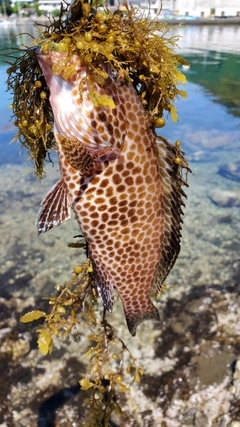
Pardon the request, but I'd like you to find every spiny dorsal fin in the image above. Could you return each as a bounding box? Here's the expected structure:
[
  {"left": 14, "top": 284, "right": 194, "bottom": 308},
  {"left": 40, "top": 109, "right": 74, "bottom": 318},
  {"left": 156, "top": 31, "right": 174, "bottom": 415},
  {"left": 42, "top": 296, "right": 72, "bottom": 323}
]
[
  {"left": 153, "top": 136, "right": 191, "bottom": 292},
  {"left": 36, "top": 178, "right": 71, "bottom": 234}
]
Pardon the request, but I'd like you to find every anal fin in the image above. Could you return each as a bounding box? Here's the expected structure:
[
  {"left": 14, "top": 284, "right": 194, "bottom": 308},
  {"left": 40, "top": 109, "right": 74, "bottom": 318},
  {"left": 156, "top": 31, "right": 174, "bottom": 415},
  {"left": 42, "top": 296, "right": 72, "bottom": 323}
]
[
  {"left": 89, "top": 253, "right": 114, "bottom": 312},
  {"left": 36, "top": 178, "right": 71, "bottom": 234}
]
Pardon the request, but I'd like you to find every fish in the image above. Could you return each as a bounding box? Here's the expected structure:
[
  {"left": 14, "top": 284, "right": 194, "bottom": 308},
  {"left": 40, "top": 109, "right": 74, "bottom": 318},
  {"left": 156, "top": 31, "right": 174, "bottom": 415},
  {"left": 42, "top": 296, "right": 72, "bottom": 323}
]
[{"left": 36, "top": 49, "right": 190, "bottom": 336}]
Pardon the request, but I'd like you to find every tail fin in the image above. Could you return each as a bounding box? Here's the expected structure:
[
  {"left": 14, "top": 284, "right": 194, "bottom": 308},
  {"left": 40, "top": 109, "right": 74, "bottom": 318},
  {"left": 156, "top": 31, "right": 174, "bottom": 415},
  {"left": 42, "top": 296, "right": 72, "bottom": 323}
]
[{"left": 124, "top": 302, "right": 160, "bottom": 337}]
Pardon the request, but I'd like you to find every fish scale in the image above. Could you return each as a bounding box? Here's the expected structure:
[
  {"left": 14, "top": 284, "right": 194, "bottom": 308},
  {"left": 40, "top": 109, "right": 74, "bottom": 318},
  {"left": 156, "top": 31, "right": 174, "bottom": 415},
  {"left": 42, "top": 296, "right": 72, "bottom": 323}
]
[{"left": 36, "top": 49, "right": 190, "bottom": 336}]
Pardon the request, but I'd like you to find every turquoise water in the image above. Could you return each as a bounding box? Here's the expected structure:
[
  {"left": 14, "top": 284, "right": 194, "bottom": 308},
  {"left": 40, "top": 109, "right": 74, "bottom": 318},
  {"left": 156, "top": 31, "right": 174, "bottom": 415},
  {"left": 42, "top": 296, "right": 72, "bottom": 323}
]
[
  {"left": 1, "top": 24, "right": 240, "bottom": 164},
  {"left": 1, "top": 22, "right": 240, "bottom": 331}
]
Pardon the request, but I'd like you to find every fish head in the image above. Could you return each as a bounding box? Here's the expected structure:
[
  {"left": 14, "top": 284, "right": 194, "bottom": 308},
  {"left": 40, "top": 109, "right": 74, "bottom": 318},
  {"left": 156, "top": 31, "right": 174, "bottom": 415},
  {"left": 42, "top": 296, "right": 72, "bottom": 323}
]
[
  {"left": 36, "top": 48, "right": 83, "bottom": 88},
  {"left": 36, "top": 48, "right": 128, "bottom": 157}
]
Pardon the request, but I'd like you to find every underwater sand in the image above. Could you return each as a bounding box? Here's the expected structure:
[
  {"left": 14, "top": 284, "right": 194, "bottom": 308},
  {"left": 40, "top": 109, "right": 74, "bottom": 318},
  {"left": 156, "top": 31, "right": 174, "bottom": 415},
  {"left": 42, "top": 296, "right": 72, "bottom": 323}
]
[{"left": 0, "top": 24, "right": 240, "bottom": 426}]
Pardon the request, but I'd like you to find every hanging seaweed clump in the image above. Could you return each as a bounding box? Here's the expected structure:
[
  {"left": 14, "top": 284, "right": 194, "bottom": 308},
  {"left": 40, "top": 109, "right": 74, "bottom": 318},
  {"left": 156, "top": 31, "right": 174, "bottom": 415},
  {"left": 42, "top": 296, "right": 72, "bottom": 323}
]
[
  {"left": 21, "top": 257, "right": 145, "bottom": 426},
  {"left": 6, "top": 0, "right": 188, "bottom": 179}
]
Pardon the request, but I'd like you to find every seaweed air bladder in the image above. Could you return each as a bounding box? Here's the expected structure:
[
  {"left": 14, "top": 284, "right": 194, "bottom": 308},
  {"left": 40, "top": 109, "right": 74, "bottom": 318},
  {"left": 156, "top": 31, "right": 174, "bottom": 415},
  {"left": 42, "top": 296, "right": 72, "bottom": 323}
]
[{"left": 7, "top": 0, "right": 190, "bottom": 336}]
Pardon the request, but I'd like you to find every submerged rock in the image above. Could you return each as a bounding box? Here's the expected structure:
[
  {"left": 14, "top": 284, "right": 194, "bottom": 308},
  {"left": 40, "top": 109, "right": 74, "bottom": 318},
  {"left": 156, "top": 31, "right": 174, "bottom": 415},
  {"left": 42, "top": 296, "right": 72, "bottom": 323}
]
[
  {"left": 188, "top": 150, "right": 216, "bottom": 163},
  {"left": 208, "top": 189, "right": 240, "bottom": 207},
  {"left": 218, "top": 160, "right": 240, "bottom": 182}
]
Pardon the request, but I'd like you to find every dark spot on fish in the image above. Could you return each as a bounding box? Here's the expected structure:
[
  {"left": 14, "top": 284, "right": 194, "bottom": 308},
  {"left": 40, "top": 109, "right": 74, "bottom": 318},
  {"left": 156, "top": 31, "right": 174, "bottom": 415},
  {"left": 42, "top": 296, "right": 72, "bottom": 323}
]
[
  {"left": 106, "top": 239, "right": 114, "bottom": 245},
  {"left": 98, "top": 204, "right": 108, "bottom": 212},
  {"left": 128, "top": 187, "right": 136, "bottom": 195},
  {"left": 119, "top": 200, "right": 128, "bottom": 207},
  {"left": 128, "top": 209, "right": 136, "bottom": 217},
  {"left": 93, "top": 136, "right": 101, "bottom": 145},
  {"left": 106, "top": 122, "right": 114, "bottom": 135},
  {"left": 128, "top": 112, "right": 136, "bottom": 122},
  {"left": 102, "top": 213, "right": 109, "bottom": 221},
  {"left": 116, "top": 163, "right": 124, "bottom": 172},
  {"left": 116, "top": 184, "right": 125, "bottom": 192},
  {"left": 100, "top": 179, "right": 109, "bottom": 188},
  {"left": 108, "top": 220, "right": 118, "bottom": 226},
  {"left": 132, "top": 123, "right": 139, "bottom": 132},
  {"left": 108, "top": 205, "right": 117, "bottom": 213},
  {"left": 112, "top": 174, "right": 122, "bottom": 185},
  {"left": 97, "top": 125, "right": 105, "bottom": 134},
  {"left": 115, "top": 129, "right": 121, "bottom": 139},
  {"left": 129, "top": 201, "right": 137, "bottom": 209},
  {"left": 90, "top": 211, "right": 99, "bottom": 218},
  {"left": 125, "top": 176, "right": 134, "bottom": 186},
  {"left": 122, "top": 227, "right": 130, "bottom": 235},
  {"left": 119, "top": 214, "right": 127, "bottom": 221},
  {"left": 135, "top": 175, "right": 143, "bottom": 183},
  {"left": 134, "top": 243, "right": 141, "bottom": 250},
  {"left": 105, "top": 187, "right": 113, "bottom": 197},
  {"left": 98, "top": 111, "right": 107, "bottom": 122},
  {"left": 126, "top": 161, "right": 134, "bottom": 169},
  {"left": 120, "top": 104, "right": 126, "bottom": 115},
  {"left": 104, "top": 166, "right": 113, "bottom": 176},
  {"left": 92, "top": 220, "right": 99, "bottom": 227},
  {"left": 111, "top": 212, "right": 119, "bottom": 219},
  {"left": 119, "top": 112, "right": 124, "bottom": 121},
  {"left": 87, "top": 186, "right": 97, "bottom": 194},
  {"left": 109, "top": 197, "right": 118, "bottom": 206}
]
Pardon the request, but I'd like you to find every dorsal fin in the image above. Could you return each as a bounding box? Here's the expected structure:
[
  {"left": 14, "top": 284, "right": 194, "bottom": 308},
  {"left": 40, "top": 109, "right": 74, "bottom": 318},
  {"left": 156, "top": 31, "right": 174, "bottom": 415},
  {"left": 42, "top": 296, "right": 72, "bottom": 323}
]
[
  {"left": 153, "top": 136, "right": 191, "bottom": 292},
  {"left": 36, "top": 178, "right": 71, "bottom": 234}
]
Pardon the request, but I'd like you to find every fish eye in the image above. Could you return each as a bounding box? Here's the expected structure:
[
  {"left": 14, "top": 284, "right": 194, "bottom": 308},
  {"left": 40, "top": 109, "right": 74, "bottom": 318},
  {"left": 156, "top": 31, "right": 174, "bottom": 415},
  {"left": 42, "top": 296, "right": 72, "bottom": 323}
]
[{"left": 111, "top": 70, "right": 119, "bottom": 79}]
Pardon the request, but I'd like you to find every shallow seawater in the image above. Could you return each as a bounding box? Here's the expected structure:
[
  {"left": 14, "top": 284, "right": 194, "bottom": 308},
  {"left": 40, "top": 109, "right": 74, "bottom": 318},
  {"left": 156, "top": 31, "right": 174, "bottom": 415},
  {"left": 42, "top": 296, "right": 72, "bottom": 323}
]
[{"left": 0, "top": 23, "right": 240, "bottom": 426}]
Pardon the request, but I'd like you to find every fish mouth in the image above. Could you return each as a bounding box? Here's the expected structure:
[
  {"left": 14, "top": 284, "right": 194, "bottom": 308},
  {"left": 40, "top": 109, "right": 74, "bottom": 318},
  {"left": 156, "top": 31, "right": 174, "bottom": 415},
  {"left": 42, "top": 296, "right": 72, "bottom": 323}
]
[
  {"left": 36, "top": 48, "right": 83, "bottom": 81},
  {"left": 36, "top": 48, "right": 66, "bottom": 73}
]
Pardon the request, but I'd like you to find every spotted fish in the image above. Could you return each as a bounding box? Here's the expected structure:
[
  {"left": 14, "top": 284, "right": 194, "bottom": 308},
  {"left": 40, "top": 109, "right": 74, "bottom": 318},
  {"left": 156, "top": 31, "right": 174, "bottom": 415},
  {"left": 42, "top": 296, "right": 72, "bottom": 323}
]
[{"left": 36, "top": 49, "right": 189, "bottom": 336}]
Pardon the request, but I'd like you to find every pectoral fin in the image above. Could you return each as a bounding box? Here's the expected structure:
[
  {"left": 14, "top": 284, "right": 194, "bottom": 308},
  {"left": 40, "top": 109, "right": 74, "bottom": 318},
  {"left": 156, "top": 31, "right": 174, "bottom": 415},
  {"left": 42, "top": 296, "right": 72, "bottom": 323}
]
[
  {"left": 36, "top": 178, "right": 71, "bottom": 234},
  {"left": 57, "top": 135, "right": 95, "bottom": 175},
  {"left": 57, "top": 134, "right": 121, "bottom": 175}
]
